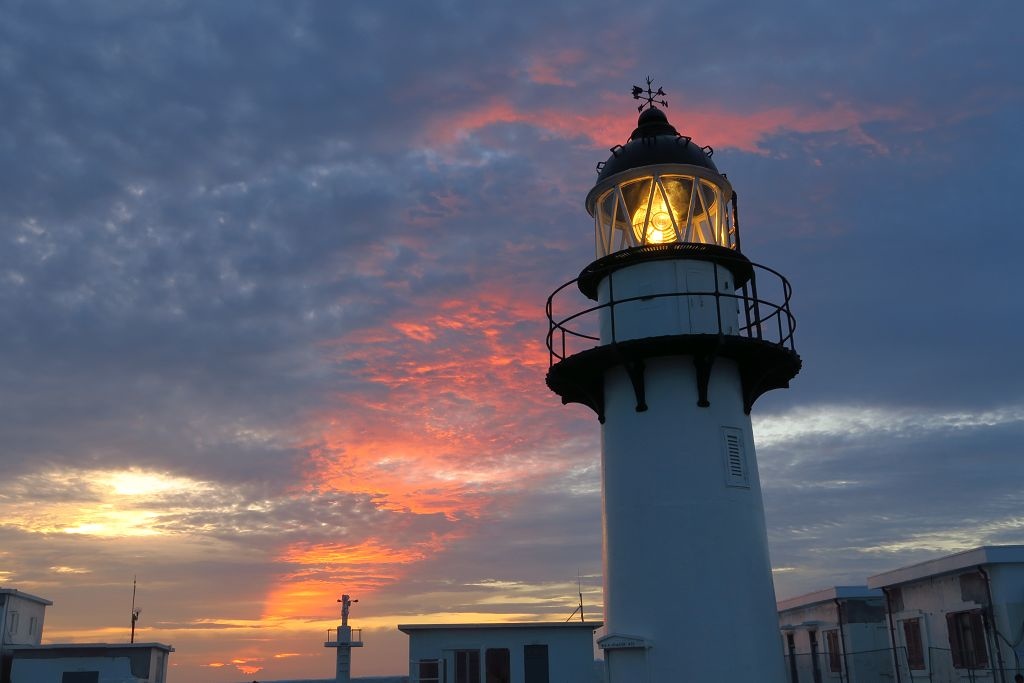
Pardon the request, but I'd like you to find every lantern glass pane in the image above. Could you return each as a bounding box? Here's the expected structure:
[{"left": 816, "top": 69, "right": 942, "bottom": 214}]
[
  {"left": 687, "top": 180, "right": 718, "bottom": 244},
  {"left": 619, "top": 177, "right": 654, "bottom": 243},
  {"left": 660, "top": 176, "right": 694, "bottom": 237},
  {"left": 593, "top": 171, "right": 732, "bottom": 255},
  {"left": 599, "top": 189, "right": 618, "bottom": 229}
]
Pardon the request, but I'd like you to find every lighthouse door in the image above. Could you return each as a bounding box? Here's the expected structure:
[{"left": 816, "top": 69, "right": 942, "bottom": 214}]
[
  {"left": 681, "top": 263, "right": 717, "bottom": 334},
  {"left": 676, "top": 261, "right": 738, "bottom": 335}
]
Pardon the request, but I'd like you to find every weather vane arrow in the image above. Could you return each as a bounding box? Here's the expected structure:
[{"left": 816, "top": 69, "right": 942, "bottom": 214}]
[{"left": 632, "top": 76, "right": 668, "bottom": 112}]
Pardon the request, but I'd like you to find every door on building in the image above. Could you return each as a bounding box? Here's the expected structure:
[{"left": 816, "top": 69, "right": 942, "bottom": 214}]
[
  {"left": 809, "top": 631, "right": 822, "bottom": 683},
  {"left": 524, "top": 644, "right": 549, "bottom": 683},
  {"left": 453, "top": 650, "right": 480, "bottom": 683},
  {"left": 786, "top": 633, "right": 799, "bottom": 683},
  {"left": 485, "top": 648, "right": 510, "bottom": 683}
]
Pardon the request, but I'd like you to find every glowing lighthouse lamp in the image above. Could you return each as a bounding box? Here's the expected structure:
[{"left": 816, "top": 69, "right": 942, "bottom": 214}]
[{"left": 546, "top": 80, "right": 801, "bottom": 682}]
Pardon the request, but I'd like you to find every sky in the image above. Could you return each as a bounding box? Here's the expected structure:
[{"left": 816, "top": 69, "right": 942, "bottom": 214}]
[{"left": 1, "top": 0, "right": 1022, "bottom": 680}]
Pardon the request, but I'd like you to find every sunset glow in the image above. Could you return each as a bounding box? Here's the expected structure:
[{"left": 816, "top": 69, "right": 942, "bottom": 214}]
[{"left": 3, "top": 3, "right": 1021, "bottom": 682}]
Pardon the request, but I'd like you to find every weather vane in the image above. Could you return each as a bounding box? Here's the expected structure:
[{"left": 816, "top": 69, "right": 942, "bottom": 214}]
[{"left": 632, "top": 76, "right": 668, "bottom": 112}]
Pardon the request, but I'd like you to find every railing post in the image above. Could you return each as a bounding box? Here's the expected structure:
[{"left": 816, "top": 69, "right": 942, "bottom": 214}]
[
  {"left": 713, "top": 261, "right": 723, "bottom": 335},
  {"left": 741, "top": 283, "right": 753, "bottom": 337},
  {"left": 609, "top": 271, "right": 617, "bottom": 343},
  {"left": 749, "top": 274, "right": 763, "bottom": 340}
]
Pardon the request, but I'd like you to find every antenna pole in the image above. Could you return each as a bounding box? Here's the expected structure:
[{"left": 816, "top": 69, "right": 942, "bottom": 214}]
[
  {"left": 565, "top": 571, "right": 586, "bottom": 623},
  {"left": 130, "top": 576, "right": 140, "bottom": 643},
  {"left": 578, "top": 571, "right": 585, "bottom": 623}
]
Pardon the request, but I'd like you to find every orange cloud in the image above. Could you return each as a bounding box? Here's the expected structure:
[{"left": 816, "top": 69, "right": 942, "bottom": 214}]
[
  {"left": 266, "top": 535, "right": 459, "bottom": 619},
  {"left": 525, "top": 49, "right": 587, "bottom": 86},
  {"left": 265, "top": 281, "right": 593, "bottom": 623},
  {"left": 282, "top": 538, "right": 431, "bottom": 566},
  {"left": 307, "top": 288, "right": 571, "bottom": 515},
  {"left": 423, "top": 96, "right": 904, "bottom": 156},
  {"left": 204, "top": 658, "right": 264, "bottom": 676}
]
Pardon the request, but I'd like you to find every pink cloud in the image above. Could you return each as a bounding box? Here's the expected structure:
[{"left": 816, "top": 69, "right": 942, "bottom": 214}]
[
  {"left": 422, "top": 96, "right": 905, "bottom": 155},
  {"left": 525, "top": 49, "right": 588, "bottom": 86},
  {"left": 307, "top": 288, "right": 572, "bottom": 519},
  {"left": 270, "top": 283, "right": 593, "bottom": 617}
]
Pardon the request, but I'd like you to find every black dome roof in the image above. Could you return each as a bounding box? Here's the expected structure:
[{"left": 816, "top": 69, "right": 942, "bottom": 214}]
[{"left": 596, "top": 107, "right": 718, "bottom": 182}]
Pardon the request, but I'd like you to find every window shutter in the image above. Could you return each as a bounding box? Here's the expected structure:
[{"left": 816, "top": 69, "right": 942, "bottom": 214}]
[
  {"left": 947, "top": 612, "right": 964, "bottom": 669},
  {"left": 902, "top": 618, "right": 925, "bottom": 670},
  {"left": 722, "top": 427, "right": 749, "bottom": 488},
  {"left": 969, "top": 611, "right": 989, "bottom": 668}
]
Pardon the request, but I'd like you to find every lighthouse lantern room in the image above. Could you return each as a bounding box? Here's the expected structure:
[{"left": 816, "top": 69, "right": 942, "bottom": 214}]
[{"left": 546, "top": 81, "right": 801, "bottom": 682}]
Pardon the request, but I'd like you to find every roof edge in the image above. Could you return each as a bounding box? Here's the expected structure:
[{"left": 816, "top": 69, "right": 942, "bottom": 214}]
[
  {"left": 399, "top": 621, "right": 602, "bottom": 633},
  {"left": 867, "top": 545, "right": 1024, "bottom": 589},
  {"left": 7, "top": 642, "right": 174, "bottom": 652},
  {"left": 0, "top": 589, "right": 53, "bottom": 606},
  {"left": 777, "top": 585, "right": 882, "bottom": 612}
]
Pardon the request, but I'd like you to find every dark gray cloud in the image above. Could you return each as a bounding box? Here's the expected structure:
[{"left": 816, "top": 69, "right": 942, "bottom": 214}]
[{"left": 1, "top": 0, "right": 1022, "bottom": 679}]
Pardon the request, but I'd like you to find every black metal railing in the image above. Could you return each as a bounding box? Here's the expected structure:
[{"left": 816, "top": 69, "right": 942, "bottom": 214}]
[
  {"left": 546, "top": 259, "right": 796, "bottom": 367},
  {"left": 325, "top": 627, "right": 362, "bottom": 644},
  {"left": 782, "top": 645, "right": 1022, "bottom": 683}
]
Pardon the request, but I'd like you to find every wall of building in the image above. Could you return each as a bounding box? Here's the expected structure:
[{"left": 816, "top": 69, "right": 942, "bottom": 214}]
[
  {"left": 404, "top": 626, "right": 598, "bottom": 683},
  {"left": 886, "top": 565, "right": 1024, "bottom": 682},
  {"left": 988, "top": 564, "right": 1024, "bottom": 677},
  {"left": 779, "top": 599, "right": 889, "bottom": 683},
  {"left": 1, "top": 594, "right": 48, "bottom": 647},
  {"left": 11, "top": 656, "right": 138, "bottom": 683},
  {"left": 9, "top": 645, "right": 168, "bottom": 683}
]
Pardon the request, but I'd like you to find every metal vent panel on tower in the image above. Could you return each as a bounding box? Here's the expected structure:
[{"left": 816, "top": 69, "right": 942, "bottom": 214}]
[{"left": 722, "top": 427, "right": 749, "bottom": 488}]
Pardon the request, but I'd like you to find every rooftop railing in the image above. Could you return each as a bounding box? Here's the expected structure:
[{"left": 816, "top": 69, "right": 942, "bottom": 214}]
[{"left": 546, "top": 258, "right": 796, "bottom": 367}]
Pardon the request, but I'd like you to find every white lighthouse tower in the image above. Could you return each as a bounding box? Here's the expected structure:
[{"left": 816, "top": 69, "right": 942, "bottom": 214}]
[
  {"left": 324, "top": 594, "right": 362, "bottom": 683},
  {"left": 546, "top": 81, "right": 801, "bottom": 682}
]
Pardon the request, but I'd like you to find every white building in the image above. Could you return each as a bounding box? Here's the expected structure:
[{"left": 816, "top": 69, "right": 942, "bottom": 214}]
[
  {"left": 398, "top": 622, "right": 601, "bottom": 683},
  {"left": 1, "top": 589, "right": 51, "bottom": 650},
  {"left": 867, "top": 545, "right": 1024, "bottom": 682},
  {"left": 7, "top": 642, "right": 173, "bottom": 683},
  {"left": 777, "top": 586, "right": 892, "bottom": 683},
  {"left": 1, "top": 588, "right": 52, "bottom": 681},
  {"left": 1, "top": 588, "right": 172, "bottom": 683}
]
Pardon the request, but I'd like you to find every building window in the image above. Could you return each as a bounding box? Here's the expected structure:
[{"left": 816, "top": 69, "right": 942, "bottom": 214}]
[
  {"left": 809, "top": 630, "right": 823, "bottom": 683},
  {"left": 947, "top": 609, "right": 989, "bottom": 669},
  {"left": 825, "top": 629, "right": 842, "bottom": 673},
  {"left": 418, "top": 659, "right": 441, "bottom": 683},
  {"left": 786, "top": 632, "right": 799, "bottom": 683},
  {"left": 524, "top": 644, "right": 549, "bottom": 683},
  {"left": 6, "top": 610, "right": 18, "bottom": 635},
  {"left": 902, "top": 618, "right": 926, "bottom": 670},
  {"left": 61, "top": 674, "right": 99, "bottom": 683},
  {"left": 454, "top": 650, "right": 480, "bottom": 683},
  {"left": 485, "top": 648, "right": 510, "bottom": 683}
]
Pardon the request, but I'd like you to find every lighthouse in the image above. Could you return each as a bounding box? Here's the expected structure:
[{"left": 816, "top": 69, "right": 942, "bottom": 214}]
[{"left": 545, "top": 81, "right": 801, "bottom": 681}]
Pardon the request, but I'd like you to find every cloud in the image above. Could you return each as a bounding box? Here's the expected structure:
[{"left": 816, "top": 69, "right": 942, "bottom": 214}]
[
  {"left": 1, "top": 1, "right": 1021, "bottom": 680},
  {"left": 755, "top": 404, "right": 1024, "bottom": 449}
]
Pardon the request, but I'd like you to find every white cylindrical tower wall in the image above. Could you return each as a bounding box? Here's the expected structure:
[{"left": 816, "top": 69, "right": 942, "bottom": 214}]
[
  {"left": 597, "top": 259, "right": 739, "bottom": 342},
  {"left": 597, "top": 259, "right": 785, "bottom": 683}
]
